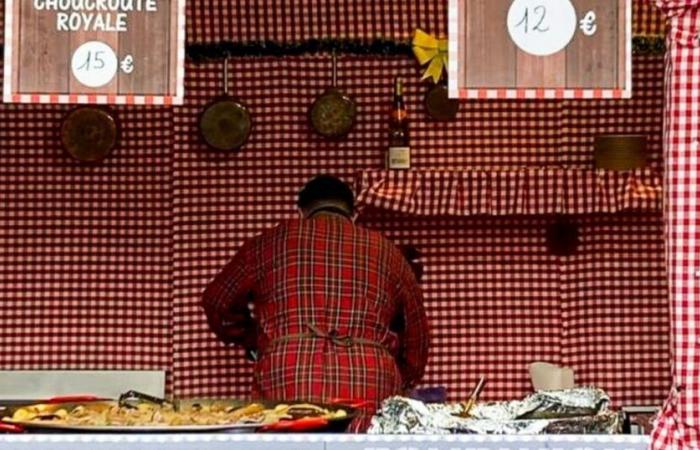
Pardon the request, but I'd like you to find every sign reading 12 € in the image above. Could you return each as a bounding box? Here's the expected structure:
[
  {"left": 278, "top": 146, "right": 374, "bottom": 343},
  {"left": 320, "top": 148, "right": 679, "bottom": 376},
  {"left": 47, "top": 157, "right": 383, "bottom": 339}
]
[
  {"left": 3, "top": 0, "right": 185, "bottom": 104},
  {"left": 507, "top": 0, "right": 597, "bottom": 56},
  {"left": 449, "top": 0, "right": 630, "bottom": 98}
]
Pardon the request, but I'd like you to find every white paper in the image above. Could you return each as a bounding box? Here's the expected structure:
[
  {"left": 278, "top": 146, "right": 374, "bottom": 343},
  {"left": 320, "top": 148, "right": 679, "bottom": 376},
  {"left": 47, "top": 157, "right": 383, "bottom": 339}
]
[{"left": 529, "top": 362, "right": 575, "bottom": 391}]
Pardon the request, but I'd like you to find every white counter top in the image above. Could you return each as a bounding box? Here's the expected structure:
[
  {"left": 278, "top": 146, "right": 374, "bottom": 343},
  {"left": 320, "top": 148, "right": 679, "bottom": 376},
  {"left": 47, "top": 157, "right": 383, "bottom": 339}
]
[{"left": 0, "top": 433, "right": 651, "bottom": 450}]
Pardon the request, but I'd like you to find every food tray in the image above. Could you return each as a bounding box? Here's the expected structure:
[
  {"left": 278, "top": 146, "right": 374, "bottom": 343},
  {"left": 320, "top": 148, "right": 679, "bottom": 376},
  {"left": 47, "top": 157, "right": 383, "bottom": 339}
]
[{"left": 1, "top": 397, "right": 358, "bottom": 433}]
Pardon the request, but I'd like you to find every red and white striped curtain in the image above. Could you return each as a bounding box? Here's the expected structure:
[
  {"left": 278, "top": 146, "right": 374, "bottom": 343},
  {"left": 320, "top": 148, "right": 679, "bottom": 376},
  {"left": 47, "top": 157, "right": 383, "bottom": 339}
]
[{"left": 652, "top": 0, "right": 700, "bottom": 448}]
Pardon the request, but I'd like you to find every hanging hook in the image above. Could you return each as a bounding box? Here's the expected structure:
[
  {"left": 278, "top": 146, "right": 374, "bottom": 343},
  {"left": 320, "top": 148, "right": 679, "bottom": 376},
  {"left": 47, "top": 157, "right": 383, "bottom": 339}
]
[
  {"left": 331, "top": 49, "right": 337, "bottom": 88},
  {"left": 223, "top": 56, "right": 229, "bottom": 96}
]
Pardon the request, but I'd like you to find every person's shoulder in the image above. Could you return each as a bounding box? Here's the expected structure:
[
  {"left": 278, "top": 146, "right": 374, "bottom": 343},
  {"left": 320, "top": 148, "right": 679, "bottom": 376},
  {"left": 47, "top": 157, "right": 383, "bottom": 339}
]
[
  {"left": 254, "top": 218, "right": 311, "bottom": 242},
  {"left": 241, "top": 219, "right": 295, "bottom": 242},
  {"left": 351, "top": 222, "right": 378, "bottom": 238},
  {"left": 354, "top": 224, "right": 400, "bottom": 253},
  {"left": 280, "top": 217, "right": 308, "bottom": 231}
]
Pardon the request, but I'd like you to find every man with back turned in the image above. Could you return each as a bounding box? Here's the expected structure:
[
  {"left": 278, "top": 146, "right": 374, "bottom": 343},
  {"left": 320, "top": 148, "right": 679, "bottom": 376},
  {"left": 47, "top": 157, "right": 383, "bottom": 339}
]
[{"left": 202, "top": 175, "right": 429, "bottom": 426}]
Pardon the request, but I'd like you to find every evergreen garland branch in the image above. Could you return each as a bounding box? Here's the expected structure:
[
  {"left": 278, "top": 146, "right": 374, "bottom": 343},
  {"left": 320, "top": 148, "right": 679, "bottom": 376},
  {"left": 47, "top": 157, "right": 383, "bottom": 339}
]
[
  {"left": 185, "top": 35, "right": 665, "bottom": 61},
  {"left": 186, "top": 38, "right": 413, "bottom": 62},
  {"left": 0, "top": 35, "right": 666, "bottom": 63}
]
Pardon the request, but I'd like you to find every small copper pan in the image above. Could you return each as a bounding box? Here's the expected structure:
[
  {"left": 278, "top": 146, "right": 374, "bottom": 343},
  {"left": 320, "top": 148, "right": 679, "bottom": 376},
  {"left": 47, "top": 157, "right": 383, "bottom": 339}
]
[
  {"left": 199, "top": 57, "right": 252, "bottom": 151},
  {"left": 60, "top": 107, "right": 118, "bottom": 163},
  {"left": 425, "top": 82, "right": 459, "bottom": 121},
  {"left": 309, "top": 51, "right": 357, "bottom": 139}
]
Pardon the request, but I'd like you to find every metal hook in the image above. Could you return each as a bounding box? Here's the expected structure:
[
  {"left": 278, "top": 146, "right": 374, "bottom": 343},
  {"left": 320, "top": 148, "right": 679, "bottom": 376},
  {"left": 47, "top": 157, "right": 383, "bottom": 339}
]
[
  {"left": 223, "top": 56, "right": 229, "bottom": 96},
  {"left": 331, "top": 49, "right": 337, "bottom": 88}
]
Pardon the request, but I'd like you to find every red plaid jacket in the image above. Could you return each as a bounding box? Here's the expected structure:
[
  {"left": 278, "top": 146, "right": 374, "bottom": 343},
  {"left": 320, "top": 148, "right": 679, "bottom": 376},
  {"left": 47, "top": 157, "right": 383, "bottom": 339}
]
[{"left": 202, "top": 214, "right": 429, "bottom": 407}]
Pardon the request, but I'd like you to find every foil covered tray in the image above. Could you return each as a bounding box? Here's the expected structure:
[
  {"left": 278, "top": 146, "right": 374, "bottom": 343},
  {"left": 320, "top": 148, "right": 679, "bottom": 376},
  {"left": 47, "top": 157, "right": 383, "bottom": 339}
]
[{"left": 368, "top": 387, "right": 622, "bottom": 435}]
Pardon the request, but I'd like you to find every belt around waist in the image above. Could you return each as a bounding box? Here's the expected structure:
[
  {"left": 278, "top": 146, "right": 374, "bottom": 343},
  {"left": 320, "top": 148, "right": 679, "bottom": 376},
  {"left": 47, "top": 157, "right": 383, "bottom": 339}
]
[{"left": 267, "top": 323, "right": 389, "bottom": 352}]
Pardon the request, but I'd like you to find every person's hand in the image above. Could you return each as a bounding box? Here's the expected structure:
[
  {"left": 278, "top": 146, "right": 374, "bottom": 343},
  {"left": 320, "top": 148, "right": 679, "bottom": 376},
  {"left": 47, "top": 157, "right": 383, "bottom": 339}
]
[
  {"left": 220, "top": 318, "right": 248, "bottom": 342},
  {"left": 219, "top": 308, "right": 254, "bottom": 345},
  {"left": 399, "top": 245, "right": 424, "bottom": 282}
]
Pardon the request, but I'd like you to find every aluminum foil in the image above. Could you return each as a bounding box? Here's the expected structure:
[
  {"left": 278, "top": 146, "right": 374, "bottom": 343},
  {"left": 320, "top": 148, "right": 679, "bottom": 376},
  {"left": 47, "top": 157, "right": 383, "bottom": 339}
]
[
  {"left": 368, "top": 387, "right": 621, "bottom": 435},
  {"left": 368, "top": 396, "right": 460, "bottom": 435}
]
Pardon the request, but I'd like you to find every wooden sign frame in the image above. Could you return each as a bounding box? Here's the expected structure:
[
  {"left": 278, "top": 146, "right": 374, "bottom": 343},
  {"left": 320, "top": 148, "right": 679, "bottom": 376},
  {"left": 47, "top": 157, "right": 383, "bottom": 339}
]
[
  {"left": 3, "top": 0, "right": 186, "bottom": 105},
  {"left": 448, "top": 0, "right": 632, "bottom": 100}
]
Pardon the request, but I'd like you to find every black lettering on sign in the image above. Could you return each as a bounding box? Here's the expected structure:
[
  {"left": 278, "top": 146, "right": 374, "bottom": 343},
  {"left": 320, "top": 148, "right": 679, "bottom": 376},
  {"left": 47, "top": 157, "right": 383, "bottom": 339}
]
[{"left": 516, "top": 5, "right": 549, "bottom": 33}]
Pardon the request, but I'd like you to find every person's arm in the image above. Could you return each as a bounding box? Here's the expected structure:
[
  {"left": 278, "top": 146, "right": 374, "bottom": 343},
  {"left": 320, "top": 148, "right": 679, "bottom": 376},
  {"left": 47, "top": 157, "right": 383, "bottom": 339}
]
[
  {"left": 394, "top": 254, "right": 430, "bottom": 389},
  {"left": 201, "top": 239, "right": 258, "bottom": 347}
]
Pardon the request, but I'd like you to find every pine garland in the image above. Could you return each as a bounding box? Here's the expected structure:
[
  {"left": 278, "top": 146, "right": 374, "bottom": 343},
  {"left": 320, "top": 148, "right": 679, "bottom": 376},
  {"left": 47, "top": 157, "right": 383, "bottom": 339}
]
[
  {"left": 186, "top": 36, "right": 666, "bottom": 61},
  {"left": 632, "top": 35, "right": 667, "bottom": 55},
  {"left": 0, "top": 35, "right": 666, "bottom": 61},
  {"left": 186, "top": 38, "right": 413, "bottom": 62}
]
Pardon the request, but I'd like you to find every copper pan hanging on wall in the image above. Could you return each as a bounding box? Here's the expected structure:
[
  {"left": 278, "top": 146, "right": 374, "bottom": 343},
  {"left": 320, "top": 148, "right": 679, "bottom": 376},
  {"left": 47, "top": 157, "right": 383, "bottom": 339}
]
[
  {"left": 199, "top": 57, "right": 252, "bottom": 151},
  {"left": 425, "top": 82, "right": 459, "bottom": 121},
  {"left": 60, "top": 107, "right": 118, "bottom": 163},
  {"left": 309, "top": 50, "right": 357, "bottom": 139}
]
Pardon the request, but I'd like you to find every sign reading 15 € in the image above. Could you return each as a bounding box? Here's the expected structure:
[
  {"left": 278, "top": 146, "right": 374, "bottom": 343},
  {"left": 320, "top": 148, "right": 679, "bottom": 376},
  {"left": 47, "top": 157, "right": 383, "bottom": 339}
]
[
  {"left": 71, "top": 41, "right": 134, "bottom": 88},
  {"left": 507, "top": 0, "right": 598, "bottom": 56},
  {"left": 3, "top": 0, "right": 185, "bottom": 104}
]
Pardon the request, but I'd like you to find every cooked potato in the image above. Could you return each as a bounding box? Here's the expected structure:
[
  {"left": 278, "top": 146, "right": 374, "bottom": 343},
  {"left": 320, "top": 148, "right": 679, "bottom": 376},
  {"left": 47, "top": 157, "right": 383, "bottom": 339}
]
[{"left": 7, "top": 400, "right": 341, "bottom": 428}]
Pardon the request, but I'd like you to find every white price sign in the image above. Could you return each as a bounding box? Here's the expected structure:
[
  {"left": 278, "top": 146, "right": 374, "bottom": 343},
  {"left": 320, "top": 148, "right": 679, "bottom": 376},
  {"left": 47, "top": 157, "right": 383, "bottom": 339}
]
[
  {"left": 506, "top": 0, "right": 578, "bottom": 56},
  {"left": 70, "top": 41, "right": 119, "bottom": 88},
  {"left": 449, "top": 0, "right": 631, "bottom": 98},
  {"left": 3, "top": 0, "right": 185, "bottom": 104},
  {"left": 70, "top": 41, "right": 136, "bottom": 88}
]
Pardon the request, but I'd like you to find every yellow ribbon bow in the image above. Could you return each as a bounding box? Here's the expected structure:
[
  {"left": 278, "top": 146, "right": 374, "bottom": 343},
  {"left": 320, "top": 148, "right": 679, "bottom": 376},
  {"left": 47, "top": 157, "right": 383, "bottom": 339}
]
[{"left": 412, "top": 29, "right": 448, "bottom": 84}]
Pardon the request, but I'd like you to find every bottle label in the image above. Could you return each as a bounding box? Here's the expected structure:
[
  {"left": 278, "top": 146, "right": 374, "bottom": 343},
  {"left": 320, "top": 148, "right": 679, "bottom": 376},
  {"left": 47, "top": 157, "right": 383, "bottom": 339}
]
[{"left": 388, "top": 146, "right": 411, "bottom": 169}]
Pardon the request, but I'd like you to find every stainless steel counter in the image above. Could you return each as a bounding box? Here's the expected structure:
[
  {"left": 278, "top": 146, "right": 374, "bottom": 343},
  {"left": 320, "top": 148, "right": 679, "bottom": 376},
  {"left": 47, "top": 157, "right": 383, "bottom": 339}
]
[{"left": 0, "top": 433, "right": 650, "bottom": 450}]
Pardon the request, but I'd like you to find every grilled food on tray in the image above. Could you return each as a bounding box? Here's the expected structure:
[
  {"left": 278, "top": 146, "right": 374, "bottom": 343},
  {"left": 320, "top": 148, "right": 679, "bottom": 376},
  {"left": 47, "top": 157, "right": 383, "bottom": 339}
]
[{"left": 6, "top": 401, "right": 347, "bottom": 427}]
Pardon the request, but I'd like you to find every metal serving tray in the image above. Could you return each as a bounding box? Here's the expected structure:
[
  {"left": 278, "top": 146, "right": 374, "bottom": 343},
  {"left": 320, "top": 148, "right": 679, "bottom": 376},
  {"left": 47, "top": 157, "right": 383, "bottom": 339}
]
[{"left": 1, "top": 397, "right": 358, "bottom": 433}]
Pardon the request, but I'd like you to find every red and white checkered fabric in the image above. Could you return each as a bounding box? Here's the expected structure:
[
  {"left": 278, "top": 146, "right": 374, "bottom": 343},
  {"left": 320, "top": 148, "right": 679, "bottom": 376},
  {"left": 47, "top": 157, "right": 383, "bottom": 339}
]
[
  {"left": 357, "top": 211, "right": 671, "bottom": 406},
  {"left": 356, "top": 169, "right": 661, "bottom": 217},
  {"left": 561, "top": 56, "right": 666, "bottom": 169},
  {"left": 562, "top": 214, "right": 671, "bottom": 406},
  {"left": 172, "top": 55, "right": 670, "bottom": 406},
  {"left": 184, "top": 0, "right": 665, "bottom": 43},
  {"left": 637, "top": 0, "right": 671, "bottom": 35},
  {"left": 0, "top": 64, "right": 173, "bottom": 376},
  {"left": 0, "top": 0, "right": 676, "bottom": 411},
  {"left": 652, "top": 1, "right": 700, "bottom": 448},
  {"left": 185, "top": 0, "right": 447, "bottom": 43},
  {"left": 359, "top": 212, "right": 563, "bottom": 402}
]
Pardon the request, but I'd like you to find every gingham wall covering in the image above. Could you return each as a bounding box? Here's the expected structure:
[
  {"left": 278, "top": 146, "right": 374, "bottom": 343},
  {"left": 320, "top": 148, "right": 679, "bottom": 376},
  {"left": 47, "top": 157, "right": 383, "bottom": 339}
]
[
  {"left": 358, "top": 211, "right": 670, "bottom": 406},
  {"left": 171, "top": 53, "right": 671, "bottom": 404},
  {"left": 0, "top": 0, "right": 673, "bottom": 408},
  {"left": 359, "top": 211, "right": 563, "bottom": 402},
  {"left": 0, "top": 64, "right": 173, "bottom": 372},
  {"left": 185, "top": 0, "right": 666, "bottom": 42},
  {"left": 651, "top": 1, "right": 700, "bottom": 448},
  {"left": 561, "top": 56, "right": 665, "bottom": 168},
  {"left": 355, "top": 169, "right": 662, "bottom": 216},
  {"left": 637, "top": 0, "right": 671, "bottom": 35},
  {"left": 561, "top": 214, "right": 670, "bottom": 406}
]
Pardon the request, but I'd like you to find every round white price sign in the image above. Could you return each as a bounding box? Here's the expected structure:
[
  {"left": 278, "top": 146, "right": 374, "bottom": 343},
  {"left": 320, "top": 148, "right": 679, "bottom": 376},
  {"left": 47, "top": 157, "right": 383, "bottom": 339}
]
[
  {"left": 507, "top": 0, "right": 578, "bottom": 56},
  {"left": 71, "top": 41, "right": 118, "bottom": 88}
]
